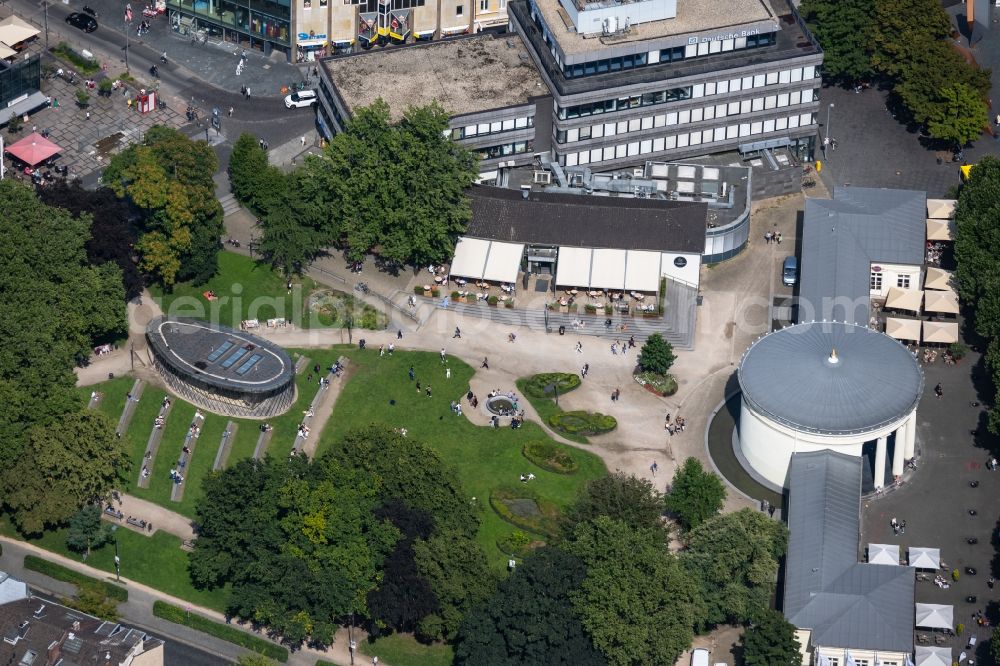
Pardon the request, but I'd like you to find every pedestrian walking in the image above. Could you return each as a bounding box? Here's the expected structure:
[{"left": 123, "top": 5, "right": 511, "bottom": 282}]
[
  {"left": 241, "top": 84, "right": 246, "bottom": 96},
  {"left": 446, "top": 367, "right": 451, "bottom": 379},
  {"left": 650, "top": 461, "right": 658, "bottom": 476},
  {"left": 575, "top": 341, "right": 582, "bottom": 353},
  {"left": 453, "top": 327, "right": 462, "bottom": 338},
  {"left": 246, "top": 87, "right": 251, "bottom": 99},
  {"left": 440, "top": 348, "right": 446, "bottom": 363},
  {"left": 776, "top": 232, "right": 782, "bottom": 244},
  {"left": 228, "top": 106, "right": 234, "bottom": 117},
  {"left": 300, "top": 135, "right": 306, "bottom": 146},
  {"left": 934, "top": 383, "right": 943, "bottom": 398},
  {"left": 397, "top": 329, "right": 403, "bottom": 340},
  {"left": 481, "top": 357, "right": 489, "bottom": 369}
]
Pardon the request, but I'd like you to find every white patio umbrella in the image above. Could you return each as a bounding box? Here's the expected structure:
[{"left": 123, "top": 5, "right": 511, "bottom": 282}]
[
  {"left": 868, "top": 543, "right": 900, "bottom": 565},
  {"left": 927, "top": 199, "right": 956, "bottom": 220},
  {"left": 885, "top": 317, "right": 921, "bottom": 342},
  {"left": 915, "top": 646, "right": 952, "bottom": 666},
  {"left": 922, "top": 321, "right": 959, "bottom": 345},
  {"left": 924, "top": 267, "right": 954, "bottom": 291},
  {"left": 909, "top": 547, "right": 940, "bottom": 569},
  {"left": 915, "top": 603, "right": 953, "bottom": 630},
  {"left": 885, "top": 286, "right": 924, "bottom": 313},
  {"left": 924, "top": 289, "right": 959, "bottom": 315},
  {"left": 925, "top": 218, "right": 955, "bottom": 241}
]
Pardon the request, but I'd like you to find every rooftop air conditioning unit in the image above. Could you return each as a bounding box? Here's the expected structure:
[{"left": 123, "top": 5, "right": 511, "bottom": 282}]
[
  {"left": 571, "top": 174, "right": 585, "bottom": 187},
  {"left": 632, "top": 168, "right": 643, "bottom": 177},
  {"left": 533, "top": 171, "right": 552, "bottom": 185}
]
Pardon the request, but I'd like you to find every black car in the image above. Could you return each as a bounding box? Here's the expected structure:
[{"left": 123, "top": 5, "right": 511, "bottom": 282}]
[{"left": 65, "top": 12, "right": 98, "bottom": 32}]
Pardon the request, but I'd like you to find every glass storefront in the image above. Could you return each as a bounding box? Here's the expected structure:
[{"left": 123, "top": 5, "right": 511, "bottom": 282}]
[
  {"left": 168, "top": 0, "right": 290, "bottom": 55},
  {"left": 0, "top": 56, "right": 40, "bottom": 108}
]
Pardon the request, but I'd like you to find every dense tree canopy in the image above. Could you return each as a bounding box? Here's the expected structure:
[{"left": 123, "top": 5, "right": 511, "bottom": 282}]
[
  {"left": 801, "top": 0, "right": 990, "bottom": 144},
  {"left": 567, "top": 471, "right": 666, "bottom": 531},
  {"left": 681, "top": 509, "right": 788, "bottom": 629},
  {"left": 664, "top": 457, "right": 726, "bottom": 531},
  {"left": 66, "top": 505, "right": 115, "bottom": 557},
  {"left": 104, "top": 126, "right": 223, "bottom": 286},
  {"left": 567, "top": 517, "right": 701, "bottom": 666},
  {"left": 954, "top": 156, "right": 1000, "bottom": 432},
  {"left": 637, "top": 333, "right": 676, "bottom": 376},
  {"left": 741, "top": 609, "right": 801, "bottom": 666},
  {"left": 454, "top": 547, "right": 605, "bottom": 666},
  {"left": 192, "top": 425, "right": 489, "bottom": 646},
  {"left": 0, "top": 180, "right": 127, "bottom": 532}
]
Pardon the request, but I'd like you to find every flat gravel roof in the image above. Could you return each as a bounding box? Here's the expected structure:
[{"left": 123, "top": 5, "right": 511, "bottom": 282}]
[
  {"left": 146, "top": 317, "right": 294, "bottom": 395},
  {"left": 738, "top": 321, "right": 923, "bottom": 434}
]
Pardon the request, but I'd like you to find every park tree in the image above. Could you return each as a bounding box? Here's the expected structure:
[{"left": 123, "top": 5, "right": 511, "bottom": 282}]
[
  {"left": 567, "top": 471, "right": 665, "bottom": 532},
  {"left": 5, "top": 411, "right": 129, "bottom": 534},
  {"left": 681, "top": 509, "right": 788, "bottom": 629},
  {"left": 38, "top": 181, "right": 144, "bottom": 299},
  {"left": 566, "top": 517, "right": 700, "bottom": 666},
  {"left": 637, "top": 333, "right": 676, "bottom": 375},
  {"left": 299, "top": 99, "right": 477, "bottom": 266},
  {"left": 66, "top": 505, "right": 115, "bottom": 557},
  {"left": 65, "top": 582, "right": 120, "bottom": 621},
  {"left": 741, "top": 609, "right": 801, "bottom": 666},
  {"left": 412, "top": 527, "right": 498, "bottom": 642},
  {"left": 664, "top": 457, "right": 726, "bottom": 531},
  {"left": 799, "top": 0, "right": 874, "bottom": 83},
  {"left": 454, "top": 547, "right": 606, "bottom": 666},
  {"left": 869, "top": 0, "right": 952, "bottom": 79},
  {"left": 104, "top": 126, "right": 223, "bottom": 287},
  {"left": 228, "top": 133, "right": 290, "bottom": 218},
  {"left": 923, "top": 83, "right": 989, "bottom": 146},
  {"left": 990, "top": 624, "right": 1000, "bottom": 664}
]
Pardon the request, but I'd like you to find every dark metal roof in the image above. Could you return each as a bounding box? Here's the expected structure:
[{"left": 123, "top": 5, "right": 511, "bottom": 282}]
[
  {"left": 466, "top": 185, "right": 706, "bottom": 253},
  {"left": 784, "top": 451, "right": 914, "bottom": 653},
  {"left": 798, "top": 187, "right": 927, "bottom": 325},
  {"left": 146, "top": 317, "right": 295, "bottom": 395},
  {"left": 738, "top": 321, "right": 923, "bottom": 434}
]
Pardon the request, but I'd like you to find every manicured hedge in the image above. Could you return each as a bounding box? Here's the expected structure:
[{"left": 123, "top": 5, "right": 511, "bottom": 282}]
[
  {"left": 23, "top": 555, "right": 128, "bottom": 601},
  {"left": 548, "top": 410, "right": 617, "bottom": 436},
  {"left": 522, "top": 373, "right": 581, "bottom": 400},
  {"left": 489, "top": 486, "right": 561, "bottom": 538},
  {"left": 152, "top": 601, "right": 289, "bottom": 662},
  {"left": 522, "top": 441, "right": 579, "bottom": 474}
]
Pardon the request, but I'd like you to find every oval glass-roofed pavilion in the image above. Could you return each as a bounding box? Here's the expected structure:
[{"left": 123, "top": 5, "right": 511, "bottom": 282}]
[{"left": 736, "top": 321, "right": 923, "bottom": 492}]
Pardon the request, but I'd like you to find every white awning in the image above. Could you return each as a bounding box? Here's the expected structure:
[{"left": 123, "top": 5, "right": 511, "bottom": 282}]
[
  {"left": 926, "top": 218, "right": 955, "bottom": 241},
  {"left": 555, "top": 247, "right": 593, "bottom": 288},
  {"left": 482, "top": 241, "right": 524, "bottom": 283},
  {"left": 0, "top": 15, "right": 38, "bottom": 46},
  {"left": 915, "top": 646, "right": 952, "bottom": 666},
  {"left": 589, "top": 248, "right": 627, "bottom": 291},
  {"left": 924, "top": 289, "right": 959, "bottom": 314},
  {"left": 0, "top": 43, "right": 15, "bottom": 59},
  {"left": 884, "top": 286, "right": 924, "bottom": 313},
  {"left": 885, "top": 317, "right": 921, "bottom": 342},
  {"left": 927, "top": 199, "right": 956, "bottom": 220},
  {"left": 908, "top": 546, "right": 940, "bottom": 570},
  {"left": 867, "top": 543, "right": 900, "bottom": 565},
  {"left": 915, "top": 603, "right": 953, "bottom": 630},
  {"left": 924, "top": 267, "right": 953, "bottom": 291},
  {"left": 450, "top": 236, "right": 489, "bottom": 280},
  {"left": 922, "top": 320, "right": 959, "bottom": 344},
  {"left": 624, "top": 250, "right": 662, "bottom": 292}
]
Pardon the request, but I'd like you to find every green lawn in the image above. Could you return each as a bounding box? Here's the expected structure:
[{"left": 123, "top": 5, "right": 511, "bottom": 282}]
[
  {"left": 318, "top": 349, "right": 607, "bottom": 567},
  {"left": 0, "top": 516, "right": 229, "bottom": 612},
  {"left": 79, "top": 375, "right": 135, "bottom": 420},
  {"left": 360, "top": 633, "right": 454, "bottom": 666},
  {"left": 515, "top": 378, "right": 589, "bottom": 445}
]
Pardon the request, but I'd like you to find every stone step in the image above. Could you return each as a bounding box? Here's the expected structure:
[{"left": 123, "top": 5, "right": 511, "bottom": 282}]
[{"left": 218, "top": 193, "right": 242, "bottom": 217}]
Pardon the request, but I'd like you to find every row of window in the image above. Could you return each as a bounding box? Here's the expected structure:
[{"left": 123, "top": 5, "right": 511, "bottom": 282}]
[
  {"left": 556, "top": 65, "right": 817, "bottom": 120},
  {"left": 822, "top": 659, "right": 899, "bottom": 666},
  {"left": 450, "top": 115, "right": 533, "bottom": 140},
  {"left": 561, "top": 33, "right": 776, "bottom": 79},
  {"left": 557, "top": 89, "right": 817, "bottom": 144},
  {"left": 870, "top": 271, "right": 913, "bottom": 290},
  {"left": 558, "top": 113, "right": 816, "bottom": 167},
  {"left": 479, "top": 139, "right": 535, "bottom": 160}
]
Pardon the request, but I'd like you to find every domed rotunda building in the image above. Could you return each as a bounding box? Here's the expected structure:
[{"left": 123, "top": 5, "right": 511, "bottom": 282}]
[{"left": 736, "top": 321, "right": 923, "bottom": 492}]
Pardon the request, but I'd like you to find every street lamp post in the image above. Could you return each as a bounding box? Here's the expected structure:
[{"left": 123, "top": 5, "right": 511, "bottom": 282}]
[
  {"left": 348, "top": 612, "right": 355, "bottom": 666},
  {"left": 43, "top": 0, "right": 48, "bottom": 50},
  {"left": 824, "top": 102, "right": 834, "bottom": 158},
  {"left": 112, "top": 526, "right": 121, "bottom": 582}
]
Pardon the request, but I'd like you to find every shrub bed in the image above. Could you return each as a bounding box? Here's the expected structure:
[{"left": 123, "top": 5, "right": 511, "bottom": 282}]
[
  {"left": 496, "top": 530, "right": 544, "bottom": 556},
  {"left": 52, "top": 42, "right": 100, "bottom": 75},
  {"left": 153, "top": 601, "right": 289, "bottom": 662},
  {"left": 548, "top": 410, "right": 617, "bottom": 436},
  {"left": 634, "top": 371, "right": 678, "bottom": 396},
  {"left": 23, "top": 555, "right": 127, "bottom": 601},
  {"left": 489, "top": 486, "right": 561, "bottom": 538},
  {"left": 522, "top": 372, "right": 581, "bottom": 399},
  {"left": 522, "top": 440, "right": 579, "bottom": 474}
]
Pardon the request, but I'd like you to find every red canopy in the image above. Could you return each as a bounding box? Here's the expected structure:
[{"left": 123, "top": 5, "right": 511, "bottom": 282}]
[{"left": 5, "top": 132, "right": 61, "bottom": 166}]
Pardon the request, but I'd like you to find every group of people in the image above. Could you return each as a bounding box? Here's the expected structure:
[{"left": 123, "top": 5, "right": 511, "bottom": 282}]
[
  {"left": 764, "top": 230, "right": 783, "bottom": 244},
  {"left": 169, "top": 468, "right": 184, "bottom": 485},
  {"left": 519, "top": 473, "right": 536, "bottom": 482},
  {"left": 890, "top": 516, "right": 907, "bottom": 535},
  {"left": 297, "top": 423, "right": 311, "bottom": 439},
  {"left": 379, "top": 343, "right": 396, "bottom": 356},
  {"left": 926, "top": 241, "right": 945, "bottom": 266},
  {"left": 665, "top": 414, "right": 686, "bottom": 436},
  {"left": 610, "top": 337, "right": 636, "bottom": 356}
]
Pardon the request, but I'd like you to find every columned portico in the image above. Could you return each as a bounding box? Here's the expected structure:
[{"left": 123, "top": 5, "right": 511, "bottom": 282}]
[
  {"left": 874, "top": 436, "right": 888, "bottom": 489},
  {"left": 892, "top": 421, "right": 906, "bottom": 478},
  {"left": 903, "top": 411, "right": 917, "bottom": 460}
]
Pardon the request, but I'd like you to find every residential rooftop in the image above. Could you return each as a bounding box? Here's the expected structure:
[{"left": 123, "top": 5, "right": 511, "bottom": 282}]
[
  {"left": 532, "top": 0, "right": 776, "bottom": 57},
  {"left": 320, "top": 34, "right": 546, "bottom": 121}
]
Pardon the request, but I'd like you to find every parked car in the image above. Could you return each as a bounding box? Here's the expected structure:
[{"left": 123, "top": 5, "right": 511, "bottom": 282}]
[
  {"left": 782, "top": 255, "right": 798, "bottom": 286},
  {"left": 65, "top": 12, "right": 98, "bottom": 32},
  {"left": 284, "top": 89, "right": 317, "bottom": 109},
  {"left": 690, "top": 648, "right": 710, "bottom": 666}
]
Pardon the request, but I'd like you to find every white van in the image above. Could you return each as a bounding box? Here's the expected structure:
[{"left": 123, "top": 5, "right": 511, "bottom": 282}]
[{"left": 690, "top": 648, "right": 710, "bottom": 666}]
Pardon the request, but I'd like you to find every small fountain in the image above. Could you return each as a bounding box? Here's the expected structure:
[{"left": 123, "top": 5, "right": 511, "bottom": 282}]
[{"left": 486, "top": 395, "right": 515, "bottom": 416}]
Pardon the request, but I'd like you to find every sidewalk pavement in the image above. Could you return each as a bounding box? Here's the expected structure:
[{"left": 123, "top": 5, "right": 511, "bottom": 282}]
[
  {"left": 103, "top": 494, "right": 197, "bottom": 541},
  {"left": 0, "top": 537, "right": 380, "bottom": 666}
]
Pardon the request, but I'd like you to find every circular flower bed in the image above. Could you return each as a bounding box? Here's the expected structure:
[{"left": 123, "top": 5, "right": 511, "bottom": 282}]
[
  {"left": 548, "top": 410, "right": 617, "bottom": 437},
  {"left": 522, "top": 441, "right": 579, "bottom": 474},
  {"left": 634, "top": 371, "right": 677, "bottom": 397},
  {"left": 522, "top": 372, "right": 581, "bottom": 399}
]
